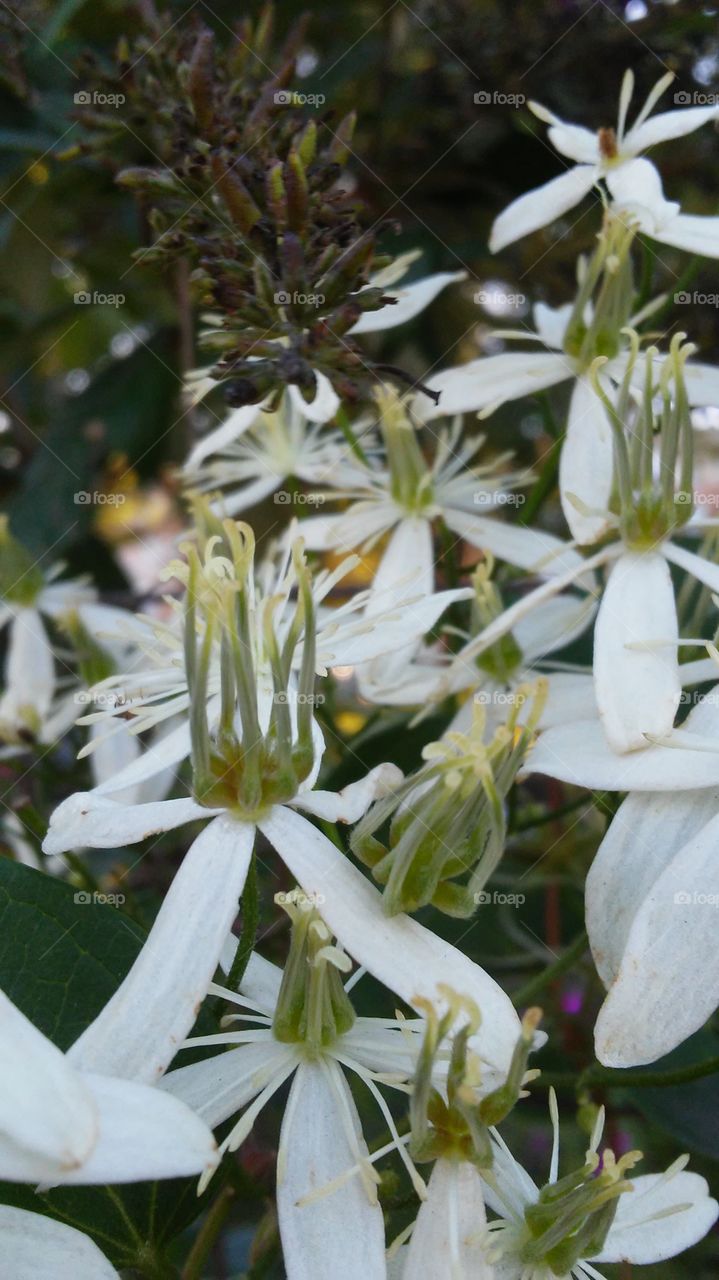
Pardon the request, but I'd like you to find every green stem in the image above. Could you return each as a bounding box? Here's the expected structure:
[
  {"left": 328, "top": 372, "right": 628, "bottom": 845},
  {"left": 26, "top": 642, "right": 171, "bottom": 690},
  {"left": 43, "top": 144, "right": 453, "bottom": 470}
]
[
  {"left": 181, "top": 1186, "right": 235, "bottom": 1280},
  {"left": 226, "top": 852, "right": 260, "bottom": 993},
  {"left": 511, "top": 930, "right": 588, "bottom": 1007},
  {"left": 580, "top": 1054, "right": 719, "bottom": 1091},
  {"left": 521, "top": 434, "right": 562, "bottom": 527},
  {"left": 335, "top": 405, "right": 370, "bottom": 466}
]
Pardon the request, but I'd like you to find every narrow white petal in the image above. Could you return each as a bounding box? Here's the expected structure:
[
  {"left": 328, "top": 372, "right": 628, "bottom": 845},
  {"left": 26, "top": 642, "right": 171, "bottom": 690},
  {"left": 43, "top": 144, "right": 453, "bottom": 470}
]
[
  {"left": 683, "top": 360, "right": 719, "bottom": 406},
  {"left": 547, "top": 122, "right": 600, "bottom": 164},
  {"left": 0, "top": 1206, "right": 119, "bottom": 1279},
  {"left": 0, "top": 608, "right": 54, "bottom": 725},
  {"left": 606, "top": 158, "right": 678, "bottom": 225},
  {"left": 533, "top": 300, "right": 573, "bottom": 350},
  {"left": 404, "top": 1159, "right": 492, "bottom": 1279},
  {"left": 92, "top": 716, "right": 194, "bottom": 796},
  {"left": 368, "top": 517, "right": 434, "bottom": 609},
  {"left": 653, "top": 211, "right": 719, "bottom": 258},
  {"left": 587, "top": 787, "right": 719, "bottom": 986},
  {"left": 58, "top": 1072, "right": 218, "bottom": 1183},
  {"left": 0, "top": 990, "right": 96, "bottom": 1184},
  {"left": 294, "top": 763, "right": 403, "bottom": 824},
  {"left": 593, "top": 551, "right": 680, "bottom": 753},
  {"left": 515, "top": 592, "right": 595, "bottom": 662},
  {"left": 276, "top": 1061, "right": 386, "bottom": 1280},
  {"left": 594, "top": 1171, "right": 718, "bottom": 1263},
  {"left": 350, "top": 271, "right": 465, "bottom": 334},
  {"left": 444, "top": 508, "right": 588, "bottom": 579},
  {"left": 595, "top": 809, "right": 719, "bottom": 1065},
  {"left": 560, "top": 376, "right": 614, "bottom": 544},
  {"left": 528, "top": 718, "right": 719, "bottom": 790},
  {"left": 258, "top": 808, "right": 521, "bottom": 1086},
  {"left": 67, "top": 815, "right": 255, "bottom": 1081},
  {"left": 288, "top": 371, "right": 339, "bottom": 424},
  {"left": 185, "top": 405, "right": 261, "bottom": 469},
  {"left": 538, "top": 671, "right": 597, "bottom": 729},
  {"left": 663, "top": 538, "right": 719, "bottom": 594},
  {"left": 42, "top": 792, "right": 211, "bottom": 856},
  {"left": 625, "top": 103, "right": 719, "bottom": 154},
  {"left": 489, "top": 165, "right": 598, "bottom": 253},
  {"left": 412, "top": 353, "right": 570, "bottom": 423},
  {"left": 161, "top": 1040, "right": 296, "bottom": 1129}
]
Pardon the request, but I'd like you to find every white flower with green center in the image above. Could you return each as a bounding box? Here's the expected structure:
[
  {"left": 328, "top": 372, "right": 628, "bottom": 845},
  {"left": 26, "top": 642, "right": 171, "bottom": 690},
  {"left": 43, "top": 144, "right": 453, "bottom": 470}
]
[
  {"left": 454, "top": 337, "right": 719, "bottom": 756},
  {"left": 490, "top": 69, "right": 719, "bottom": 257},
  {"left": 181, "top": 388, "right": 355, "bottom": 501},
  {"left": 301, "top": 386, "right": 588, "bottom": 609},
  {"left": 0, "top": 518, "right": 134, "bottom": 748},
  {"left": 414, "top": 214, "right": 719, "bottom": 546},
  {"left": 43, "top": 514, "right": 521, "bottom": 1089},
  {"left": 162, "top": 895, "right": 431, "bottom": 1280},
  {"left": 72, "top": 508, "right": 470, "bottom": 799},
  {"left": 481, "top": 1091, "right": 718, "bottom": 1279}
]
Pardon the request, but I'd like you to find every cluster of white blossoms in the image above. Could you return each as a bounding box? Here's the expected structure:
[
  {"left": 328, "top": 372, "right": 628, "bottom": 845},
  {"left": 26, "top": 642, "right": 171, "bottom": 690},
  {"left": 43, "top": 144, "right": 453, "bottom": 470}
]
[{"left": 4, "top": 72, "right": 719, "bottom": 1279}]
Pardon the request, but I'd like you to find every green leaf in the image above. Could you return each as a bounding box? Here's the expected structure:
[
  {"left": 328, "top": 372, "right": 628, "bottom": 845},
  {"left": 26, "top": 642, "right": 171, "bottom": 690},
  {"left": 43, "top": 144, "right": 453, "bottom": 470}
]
[
  {"left": 0, "top": 860, "right": 217, "bottom": 1271},
  {"left": 622, "top": 1029, "right": 719, "bottom": 1160}
]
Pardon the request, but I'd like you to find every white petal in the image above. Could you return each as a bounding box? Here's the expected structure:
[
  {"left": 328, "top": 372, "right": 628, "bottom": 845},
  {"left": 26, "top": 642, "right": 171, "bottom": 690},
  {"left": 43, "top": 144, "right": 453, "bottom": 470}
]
[
  {"left": 288, "top": 371, "right": 340, "bottom": 424},
  {"left": 683, "top": 360, "right": 719, "bottom": 406},
  {"left": 586, "top": 787, "right": 719, "bottom": 986},
  {"left": 559, "top": 376, "right": 614, "bottom": 544},
  {"left": 412, "top": 352, "right": 570, "bottom": 422},
  {"left": 625, "top": 103, "right": 719, "bottom": 154},
  {"left": 67, "top": 815, "right": 255, "bottom": 1081},
  {"left": 653, "top": 211, "right": 719, "bottom": 258},
  {"left": 276, "top": 1061, "right": 386, "bottom": 1280},
  {"left": 594, "top": 1171, "right": 718, "bottom": 1263},
  {"left": 528, "top": 718, "right": 719, "bottom": 790},
  {"left": 532, "top": 300, "right": 573, "bottom": 350},
  {"left": 594, "top": 809, "right": 719, "bottom": 1065},
  {"left": 663, "top": 538, "right": 719, "bottom": 594},
  {"left": 538, "top": 671, "right": 598, "bottom": 728},
  {"left": 593, "top": 551, "right": 680, "bottom": 753},
  {"left": 547, "top": 122, "right": 600, "bottom": 164},
  {"left": 606, "top": 157, "right": 679, "bottom": 225},
  {"left": 0, "top": 608, "right": 54, "bottom": 725},
  {"left": 404, "top": 1159, "right": 492, "bottom": 1279},
  {"left": 490, "top": 165, "right": 598, "bottom": 253},
  {"left": 350, "top": 271, "right": 465, "bottom": 334},
  {"left": 161, "top": 1040, "right": 296, "bottom": 1129},
  {"left": 368, "top": 517, "right": 434, "bottom": 610},
  {"left": 258, "top": 807, "right": 521, "bottom": 1087},
  {"left": 0, "top": 1206, "right": 119, "bottom": 1280},
  {"left": 514, "top": 592, "right": 595, "bottom": 662},
  {"left": 92, "top": 715, "right": 194, "bottom": 796},
  {"left": 444, "top": 508, "right": 589, "bottom": 579},
  {"left": 185, "top": 405, "right": 261, "bottom": 469},
  {"left": 57, "top": 1072, "right": 218, "bottom": 1183},
  {"left": 294, "top": 763, "right": 403, "bottom": 824},
  {"left": 42, "top": 792, "right": 210, "bottom": 856},
  {"left": 0, "top": 990, "right": 96, "bottom": 1183}
]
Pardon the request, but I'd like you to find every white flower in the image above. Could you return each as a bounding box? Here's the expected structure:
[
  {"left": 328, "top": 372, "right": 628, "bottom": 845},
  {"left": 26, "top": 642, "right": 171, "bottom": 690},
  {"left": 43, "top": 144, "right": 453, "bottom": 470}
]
[
  {"left": 413, "top": 298, "right": 719, "bottom": 546},
  {"left": 0, "top": 1206, "right": 119, "bottom": 1279},
  {"left": 585, "top": 707, "right": 719, "bottom": 1063},
  {"left": 301, "top": 387, "right": 587, "bottom": 610},
  {"left": 182, "top": 389, "right": 354, "bottom": 503},
  {"left": 483, "top": 1092, "right": 718, "bottom": 1279},
  {"left": 44, "top": 519, "right": 521, "bottom": 1088},
  {"left": 490, "top": 69, "right": 719, "bottom": 255},
  {"left": 161, "top": 912, "right": 439, "bottom": 1280},
  {"left": 391, "top": 1159, "right": 494, "bottom": 1280},
  {"left": 0, "top": 986, "right": 217, "bottom": 1185}
]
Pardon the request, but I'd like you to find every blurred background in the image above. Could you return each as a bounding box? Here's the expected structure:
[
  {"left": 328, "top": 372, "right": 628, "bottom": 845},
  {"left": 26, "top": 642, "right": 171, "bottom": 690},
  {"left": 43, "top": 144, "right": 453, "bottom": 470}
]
[{"left": 1, "top": 1, "right": 719, "bottom": 1275}]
